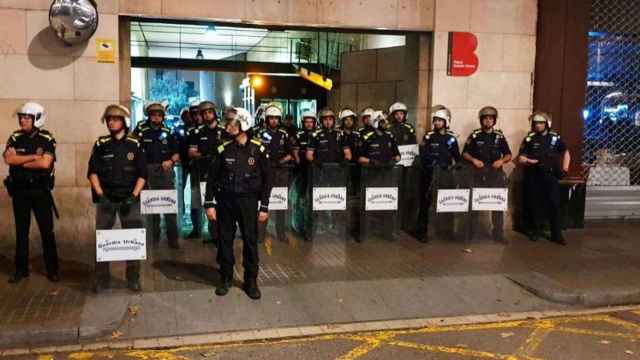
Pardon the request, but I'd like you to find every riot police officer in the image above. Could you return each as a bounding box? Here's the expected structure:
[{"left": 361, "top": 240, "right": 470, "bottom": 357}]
[
  {"left": 338, "top": 108, "right": 361, "bottom": 161},
  {"left": 3, "top": 102, "right": 59, "bottom": 283},
  {"left": 188, "top": 101, "right": 224, "bottom": 243},
  {"left": 307, "top": 108, "right": 352, "bottom": 164},
  {"left": 134, "top": 102, "right": 180, "bottom": 249},
  {"left": 358, "top": 111, "right": 401, "bottom": 166},
  {"left": 204, "top": 114, "right": 272, "bottom": 300},
  {"left": 255, "top": 105, "right": 294, "bottom": 242},
  {"left": 462, "top": 106, "right": 512, "bottom": 242},
  {"left": 88, "top": 105, "right": 147, "bottom": 292},
  {"left": 358, "top": 107, "right": 376, "bottom": 137},
  {"left": 293, "top": 111, "right": 317, "bottom": 165},
  {"left": 388, "top": 102, "right": 417, "bottom": 146},
  {"left": 189, "top": 101, "right": 203, "bottom": 127},
  {"left": 175, "top": 108, "right": 192, "bottom": 216},
  {"left": 415, "top": 105, "right": 461, "bottom": 243},
  {"left": 518, "top": 111, "right": 570, "bottom": 245}
]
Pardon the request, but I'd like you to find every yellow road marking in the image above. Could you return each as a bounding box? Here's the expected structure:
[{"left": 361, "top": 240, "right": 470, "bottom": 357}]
[{"left": 64, "top": 311, "right": 640, "bottom": 360}]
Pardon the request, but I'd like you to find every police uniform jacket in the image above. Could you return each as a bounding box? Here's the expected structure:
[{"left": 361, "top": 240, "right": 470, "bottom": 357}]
[
  {"left": 134, "top": 122, "right": 178, "bottom": 164},
  {"left": 518, "top": 130, "right": 567, "bottom": 178},
  {"left": 389, "top": 122, "right": 417, "bottom": 146},
  {"left": 308, "top": 128, "right": 350, "bottom": 163},
  {"left": 87, "top": 134, "right": 148, "bottom": 201},
  {"left": 189, "top": 123, "right": 225, "bottom": 175},
  {"left": 463, "top": 128, "right": 511, "bottom": 166},
  {"left": 256, "top": 127, "right": 294, "bottom": 165},
  {"left": 4, "top": 129, "right": 56, "bottom": 188},
  {"left": 204, "top": 139, "right": 273, "bottom": 212},
  {"left": 419, "top": 130, "right": 461, "bottom": 169},
  {"left": 360, "top": 129, "right": 401, "bottom": 164}
]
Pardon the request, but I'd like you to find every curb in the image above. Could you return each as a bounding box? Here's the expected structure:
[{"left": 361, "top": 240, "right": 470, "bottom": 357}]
[
  {"left": 506, "top": 272, "right": 640, "bottom": 307},
  {"left": 3, "top": 304, "right": 640, "bottom": 356}
]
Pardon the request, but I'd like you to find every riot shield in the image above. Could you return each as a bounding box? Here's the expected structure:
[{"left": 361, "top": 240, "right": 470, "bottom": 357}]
[
  {"left": 258, "top": 166, "right": 293, "bottom": 243},
  {"left": 467, "top": 166, "right": 509, "bottom": 242},
  {"left": 426, "top": 166, "right": 473, "bottom": 242},
  {"left": 357, "top": 165, "right": 402, "bottom": 242},
  {"left": 400, "top": 165, "right": 422, "bottom": 234},
  {"left": 306, "top": 163, "right": 350, "bottom": 242}
]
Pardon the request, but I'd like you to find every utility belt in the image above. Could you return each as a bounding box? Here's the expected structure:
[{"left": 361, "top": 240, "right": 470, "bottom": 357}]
[{"left": 5, "top": 175, "right": 59, "bottom": 218}]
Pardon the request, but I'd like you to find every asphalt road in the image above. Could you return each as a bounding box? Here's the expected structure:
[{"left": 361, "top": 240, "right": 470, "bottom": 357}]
[{"left": 11, "top": 307, "right": 640, "bottom": 360}]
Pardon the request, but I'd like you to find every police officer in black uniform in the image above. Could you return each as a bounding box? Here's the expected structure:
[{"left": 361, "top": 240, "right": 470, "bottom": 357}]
[
  {"left": 3, "top": 102, "right": 59, "bottom": 283},
  {"left": 415, "top": 105, "right": 461, "bottom": 243},
  {"left": 88, "top": 104, "right": 147, "bottom": 292},
  {"left": 462, "top": 106, "right": 512, "bottom": 242},
  {"left": 255, "top": 105, "right": 294, "bottom": 243},
  {"left": 174, "top": 108, "right": 192, "bottom": 216},
  {"left": 338, "top": 108, "right": 361, "bottom": 161},
  {"left": 388, "top": 102, "right": 417, "bottom": 146},
  {"left": 307, "top": 108, "right": 352, "bottom": 164},
  {"left": 134, "top": 102, "right": 180, "bottom": 249},
  {"left": 358, "top": 107, "right": 375, "bottom": 137},
  {"left": 518, "top": 111, "right": 570, "bottom": 245},
  {"left": 357, "top": 111, "right": 401, "bottom": 167},
  {"left": 188, "top": 101, "right": 224, "bottom": 243},
  {"left": 290, "top": 111, "right": 317, "bottom": 236},
  {"left": 185, "top": 102, "right": 203, "bottom": 237},
  {"left": 204, "top": 114, "right": 272, "bottom": 300}
]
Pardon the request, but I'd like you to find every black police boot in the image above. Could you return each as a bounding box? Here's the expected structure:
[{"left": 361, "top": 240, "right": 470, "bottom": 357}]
[
  {"left": 8, "top": 272, "right": 29, "bottom": 284},
  {"left": 187, "top": 229, "right": 201, "bottom": 239},
  {"left": 215, "top": 277, "right": 232, "bottom": 296},
  {"left": 551, "top": 233, "right": 567, "bottom": 246},
  {"left": 528, "top": 232, "right": 539, "bottom": 242},
  {"left": 416, "top": 232, "right": 429, "bottom": 244},
  {"left": 93, "top": 279, "right": 110, "bottom": 293},
  {"left": 243, "top": 278, "right": 261, "bottom": 300},
  {"left": 127, "top": 279, "right": 141, "bottom": 292}
]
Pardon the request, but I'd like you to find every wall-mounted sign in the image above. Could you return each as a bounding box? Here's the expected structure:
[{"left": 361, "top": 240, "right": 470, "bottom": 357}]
[
  {"left": 96, "top": 39, "right": 116, "bottom": 63},
  {"left": 96, "top": 228, "right": 146, "bottom": 262},
  {"left": 447, "top": 32, "right": 478, "bottom": 77},
  {"left": 140, "top": 190, "right": 178, "bottom": 214},
  {"left": 365, "top": 187, "right": 399, "bottom": 211},
  {"left": 472, "top": 188, "right": 508, "bottom": 212},
  {"left": 269, "top": 187, "right": 288, "bottom": 210},
  {"left": 297, "top": 66, "right": 333, "bottom": 91},
  {"left": 436, "top": 189, "right": 470, "bottom": 213},
  {"left": 312, "top": 187, "right": 347, "bottom": 211}
]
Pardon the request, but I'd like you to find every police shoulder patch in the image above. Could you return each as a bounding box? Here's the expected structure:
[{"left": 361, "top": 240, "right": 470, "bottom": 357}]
[
  {"left": 162, "top": 127, "right": 171, "bottom": 133},
  {"left": 446, "top": 130, "right": 458, "bottom": 137},
  {"left": 250, "top": 138, "right": 263, "bottom": 147},
  {"left": 403, "top": 123, "right": 415, "bottom": 132},
  {"left": 126, "top": 135, "right": 140, "bottom": 144},
  {"left": 363, "top": 131, "right": 373, "bottom": 140},
  {"left": 278, "top": 128, "right": 288, "bottom": 135}
]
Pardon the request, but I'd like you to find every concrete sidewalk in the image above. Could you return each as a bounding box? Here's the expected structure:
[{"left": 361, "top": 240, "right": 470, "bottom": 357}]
[{"left": 2, "top": 222, "right": 640, "bottom": 350}]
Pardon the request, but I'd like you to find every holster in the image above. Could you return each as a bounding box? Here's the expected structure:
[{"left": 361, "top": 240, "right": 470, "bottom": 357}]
[{"left": 3, "top": 176, "right": 15, "bottom": 197}]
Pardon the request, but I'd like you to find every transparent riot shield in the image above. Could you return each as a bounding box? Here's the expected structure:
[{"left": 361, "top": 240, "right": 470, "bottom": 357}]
[
  {"left": 357, "top": 165, "right": 402, "bottom": 241},
  {"left": 306, "top": 163, "right": 350, "bottom": 242},
  {"left": 400, "top": 165, "right": 422, "bottom": 234},
  {"left": 259, "top": 166, "right": 293, "bottom": 243},
  {"left": 425, "top": 166, "right": 473, "bottom": 242},
  {"left": 467, "top": 166, "right": 509, "bottom": 242}
]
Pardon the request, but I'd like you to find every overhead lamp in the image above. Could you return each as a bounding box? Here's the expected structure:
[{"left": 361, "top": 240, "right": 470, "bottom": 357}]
[{"left": 196, "top": 49, "right": 204, "bottom": 59}]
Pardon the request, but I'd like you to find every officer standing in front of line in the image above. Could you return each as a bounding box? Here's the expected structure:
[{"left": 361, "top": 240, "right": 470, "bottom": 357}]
[
  {"left": 518, "top": 111, "right": 570, "bottom": 245},
  {"left": 462, "top": 106, "right": 512, "bottom": 242},
  {"left": 134, "top": 102, "right": 180, "bottom": 249},
  {"left": 88, "top": 105, "right": 147, "bottom": 292},
  {"left": 204, "top": 113, "right": 272, "bottom": 300},
  {"left": 3, "top": 102, "right": 60, "bottom": 284},
  {"left": 415, "top": 105, "right": 461, "bottom": 243}
]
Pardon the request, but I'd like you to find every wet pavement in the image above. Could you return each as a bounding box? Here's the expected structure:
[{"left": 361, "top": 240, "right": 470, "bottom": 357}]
[
  {"left": 9, "top": 308, "right": 640, "bottom": 359},
  {"left": 2, "top": 221, "right": 640, "bottom": 350}
]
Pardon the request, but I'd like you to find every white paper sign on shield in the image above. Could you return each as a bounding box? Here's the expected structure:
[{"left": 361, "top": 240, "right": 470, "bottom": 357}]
[
  {"left": 96, "top": 228, "right": 147, "bottom": 262},
  {"left": 397, "top": 144, "right": 419, "bottom": 167},
  {"left": 140, "top": 190, "right": 178, "bottom": 214},
  {"left": 472, "top": 187, "right": 508, "bottom": 211},
  {"left": 312, "top": 187, "right": 347, "bottom": 211},
  {"left": 436, "top": 189, "right": 470, "bottom": 213},
  {"left": 269, "top": 187, "right": 288, "bottom": 210},
  {"left": 365, "top": 187, "right": 399, "bottom": 211}
]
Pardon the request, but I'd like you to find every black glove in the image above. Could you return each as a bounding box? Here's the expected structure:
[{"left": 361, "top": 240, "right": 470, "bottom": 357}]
[{"left": 121, "top": 194, "right": 137, "bottom": 213}]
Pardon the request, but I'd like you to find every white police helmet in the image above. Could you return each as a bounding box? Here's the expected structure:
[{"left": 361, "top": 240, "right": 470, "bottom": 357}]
[{"left": 17, "top": 102, "right": 47, "bottom": 129}]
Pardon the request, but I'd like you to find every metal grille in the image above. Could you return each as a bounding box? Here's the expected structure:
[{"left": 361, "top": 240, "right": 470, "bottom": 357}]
[{"left": 584, "top": 0, "right": 640, "bottom": 186}]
